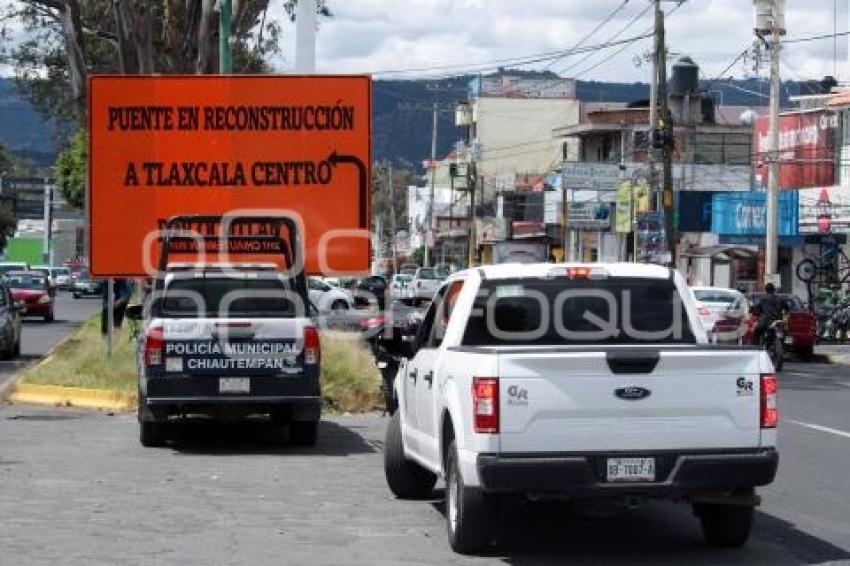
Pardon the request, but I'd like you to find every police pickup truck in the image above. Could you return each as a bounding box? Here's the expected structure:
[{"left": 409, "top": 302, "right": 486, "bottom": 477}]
[
  {"left": 129, "top": 216, "right": 320, "bottom": 447},
  {"left": 384, "top": 263, "right": 778, "bottom": 554}
]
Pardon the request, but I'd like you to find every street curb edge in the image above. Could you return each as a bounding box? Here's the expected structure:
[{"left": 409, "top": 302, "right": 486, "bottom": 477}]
[{"left": 8, "top": 383, "right": 135, "bottom": 411}]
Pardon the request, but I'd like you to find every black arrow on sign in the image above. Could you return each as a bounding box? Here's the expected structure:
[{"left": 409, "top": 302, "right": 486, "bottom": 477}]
[{"left": 328, "top": 151, "right": 368, "bottom": 228}]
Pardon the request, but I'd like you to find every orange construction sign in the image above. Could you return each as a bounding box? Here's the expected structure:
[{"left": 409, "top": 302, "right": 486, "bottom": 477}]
[{"left": 88, "top": 75, "right": 371, "bottom": 277}]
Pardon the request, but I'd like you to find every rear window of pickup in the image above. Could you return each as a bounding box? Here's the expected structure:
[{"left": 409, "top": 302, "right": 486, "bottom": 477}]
[
  {"left": 160, "top": 277, "right": 297, "bottom": 318},
  {"left": 462, "top": 277, "right": 696, "bottom": 346}
]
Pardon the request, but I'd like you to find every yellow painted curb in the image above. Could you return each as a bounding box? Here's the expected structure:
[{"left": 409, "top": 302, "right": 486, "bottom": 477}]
[{"left": 9, "top": 383, "right": 136, "bottom": 411}]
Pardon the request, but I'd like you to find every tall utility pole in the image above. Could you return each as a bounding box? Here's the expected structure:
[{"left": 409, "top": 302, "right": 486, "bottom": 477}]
[
  {"left": 295, "top": 0, "right": 318, "bottom": 73},
  {"left": 658, "top": 6, "right": 676, "bottom": 262},
  {"left": 760, "top": 0, "right": 784, "bottom": 283},
  {"left": 219, "top": 0, "right": 233, "bottom": 73},
  {"left": 648, "top": 0, "right": 662, "bottom": 209},
  {"left": 387, "top": 161, "right": 398, "bottom": 275},
  {"left": 424, "top": 100, "right": 438, "bottom": 267}
]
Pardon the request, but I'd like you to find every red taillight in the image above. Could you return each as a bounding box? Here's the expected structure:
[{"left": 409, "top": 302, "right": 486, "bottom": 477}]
[
  {"left": 472, "top": 377, "right": 499, "bottom": 434},
  {"left": 304, "top": 326, "right": 320, "bottom": 365},
  {"left": 144, "top": 325, "right": 164, "bottom": 366},
  {"left": 360, "top": 316, "right": 385, "bottom": 331},
  {"left": 761, "top": 373, "right": 778, "bottom": 428}
]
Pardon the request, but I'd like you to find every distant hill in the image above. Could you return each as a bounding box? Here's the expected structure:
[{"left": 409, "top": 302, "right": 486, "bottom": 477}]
[
  {"left": 0, "top": 74, "right": 820, "bottom": 172},
  {"left": 0, "top": 78, "right": 58, "bottom": 163}
]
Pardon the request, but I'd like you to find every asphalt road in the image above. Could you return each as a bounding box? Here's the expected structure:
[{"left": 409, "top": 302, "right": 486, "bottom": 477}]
[
  {"left": 0, "top": 292, "right": 101, "bottom": 391},
  {"left": 0, "top": 361, "right": 849, "bottom": 565}
]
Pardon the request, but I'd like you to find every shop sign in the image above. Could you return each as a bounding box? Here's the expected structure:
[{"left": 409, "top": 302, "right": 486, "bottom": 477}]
[{"left": 711, "top": 191, "right": 798, "bottom": 236}]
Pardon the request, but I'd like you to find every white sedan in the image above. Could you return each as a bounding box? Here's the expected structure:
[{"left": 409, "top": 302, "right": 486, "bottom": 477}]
[
  {"left": 307, "top": 277, "right": 354, "bottom": 312},
  {"left": 690, "top": 286, "right": 749, "bottom": 342}
]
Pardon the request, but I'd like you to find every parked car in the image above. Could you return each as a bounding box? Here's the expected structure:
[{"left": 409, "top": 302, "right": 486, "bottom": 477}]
[
  {"left": 0, "top": 262, "right": 29, "bottom": 277},
  {"left": 389, "top": 274, "right": 413, "bottom": 300},
  {"left": 307, "top": 277, "right": 354, "bottom": 312},
  {"left": 50, "top": 267, "right": 73, "bottom": 290},
  {"left": 73, "top": 273, "right": 105, "bottom": 298},
  {"left": 6, "top": 270, "right": 55, "bottom": 322},
  {"left": 354, "top": 275, "right": 388, "bottom": 309},
  {"left": 385, "top": 262, "right": 778, "bottom": 553},
  {"left": 746, "top": 293, "right": 817, "bottom": 361},
  {"left": 691, "top": 286, "right": 749, "bottom": 342},
  {"left": 406, "top": 267, "right": 442, "bottom": 305},
  {"left": 0, "top": 281, "right": 22, "bottom": 359},
  {"left": 322, "top": 277, "right": 341, "bottom": 288}
]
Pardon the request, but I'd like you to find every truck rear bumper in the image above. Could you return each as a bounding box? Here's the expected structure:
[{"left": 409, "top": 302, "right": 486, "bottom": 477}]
[
  {"left": 477, "top": 449, "right": 778, "bottom": 497},
  {"left": 142, "top": 375, "right": 320, "bottom": 414}
]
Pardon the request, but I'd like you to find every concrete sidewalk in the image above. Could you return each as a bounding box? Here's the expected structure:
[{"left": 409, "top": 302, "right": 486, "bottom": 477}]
[{"left": 815, "top": 344, "right": 850, "bottom": 365}]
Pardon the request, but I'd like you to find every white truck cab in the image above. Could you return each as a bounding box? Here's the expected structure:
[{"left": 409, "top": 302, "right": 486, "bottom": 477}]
[{"left": 384, "top": 262, "right": 778, "bottom": 554}]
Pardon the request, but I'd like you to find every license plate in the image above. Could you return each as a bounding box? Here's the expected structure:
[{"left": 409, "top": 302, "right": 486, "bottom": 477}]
[
  {"left": 165, "top": 357, "right": 183, "bottom": 372},
  {"left": 606, "top": 457, "right": 655, "bottom": 482},
  {"left": 219, "top": 377, "right": 250, "bottom": 394},
  {"left": 784, "top": 336, "right": 793, "bottom": 345}
]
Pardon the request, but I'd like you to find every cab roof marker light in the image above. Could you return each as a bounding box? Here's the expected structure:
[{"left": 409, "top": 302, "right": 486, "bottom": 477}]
[{"left": 588, "top": 267, "right": 610, "bottom": 280}]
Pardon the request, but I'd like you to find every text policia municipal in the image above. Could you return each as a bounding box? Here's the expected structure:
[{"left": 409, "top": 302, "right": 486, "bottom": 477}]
[{"left": 107, "top": 104, "right": 355, "bottom": 132}]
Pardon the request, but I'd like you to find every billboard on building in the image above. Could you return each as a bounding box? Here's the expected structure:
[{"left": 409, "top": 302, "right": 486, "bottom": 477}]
[
  {"left": 798, "top": 185, "right": 850, "bottom": 234},
  {"left": 676, "top": 191, "right": 715, "bottom": 232},
  {"left": 753, "top": 110, "right": 837, "bottom": 190},
  {"left": 711, "top": 191, "right": 799, "bottom": 237}
]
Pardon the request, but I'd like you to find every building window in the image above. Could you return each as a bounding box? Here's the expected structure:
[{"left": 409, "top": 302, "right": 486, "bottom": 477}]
[{"left": 693, "top": 132, "right": 751, "bottom": 165}]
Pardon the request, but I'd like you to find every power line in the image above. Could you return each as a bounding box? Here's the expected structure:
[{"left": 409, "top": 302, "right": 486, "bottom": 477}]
[
  {"left": 556, "top": 1, "right": 653, "bottom": 78},
  {"left": 572, "top": 1, "right": 685, "bottom": 80},
  {"left": 370, "top": 33, "right": 653, "bottom": 79},
  {"left": 541, "top": 0, "right": 632, "bottom": 71}
]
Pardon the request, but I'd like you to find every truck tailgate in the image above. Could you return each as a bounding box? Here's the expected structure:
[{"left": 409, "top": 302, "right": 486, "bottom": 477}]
[
  {"left": 160, "top": 318, "right": 307, "bottom": 376},
  {"left": 498, "top": 347, "right": 763, "bottom": 453}
]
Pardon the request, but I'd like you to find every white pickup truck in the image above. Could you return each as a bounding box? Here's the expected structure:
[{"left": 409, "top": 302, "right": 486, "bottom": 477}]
[
  {"left": 383, "top": 263, "right": 778, "bottom": 554},
  {"left": 129, "top": 215, "right": 321, "bottom": 448}
]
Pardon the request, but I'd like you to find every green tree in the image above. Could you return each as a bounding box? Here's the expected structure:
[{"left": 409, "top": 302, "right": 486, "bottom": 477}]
[
  {"left": 0, "top": 201, "right": 17, "bottom": 253},
  {"left": 55, "top": 128, "right": 87, "bottom": 208},
  {"left": 1, "top": 0, "right": 331, "bottom": 127},
  {"left": 0, "top": 142, "right": 12, "bottom": 174}
]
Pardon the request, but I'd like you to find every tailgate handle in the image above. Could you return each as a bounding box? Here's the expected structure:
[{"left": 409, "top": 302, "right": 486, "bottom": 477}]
[
  {"left": 606, "top": 352, "right": 660, "bottom": 374},
  {"left": 211, "top": 330, "right": 256, "bottom": 341}
]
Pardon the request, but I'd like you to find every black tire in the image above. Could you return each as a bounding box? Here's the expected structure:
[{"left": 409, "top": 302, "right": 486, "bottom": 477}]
[
  {"left": 139, "top": 420, "right": 167, "bottom": 447},
  {"left": 330, "top": 299, "right": 348, "bottom": 312},
  {"left": 44, "top": 313, "right": 54, "bottom": 323},
  {"left": 695, "top": 502, "right": 754, "bottom": 548},
  {"left": 796, "top": 258, "right": 817, "bottom": 282},
  {"left": 290, "top": 421, "right": 319, "bottom": 447},
  {"left": 73, "top": 292, "right": 80, "bottom": 299},
  {"left": 445, "top": 440, "right": 493, "bottom": 555},
  {"left": 0, "top": 340, "right": 11, "bottom": 361},
  {"left": 383, "top": 411, "right": 436, "bottom": 499},
  {"left": 798, "top": 345, "right": 814, "bottom": 362},
  {"left": 774, "top": 341, "right": 784, "bottom": 372}
]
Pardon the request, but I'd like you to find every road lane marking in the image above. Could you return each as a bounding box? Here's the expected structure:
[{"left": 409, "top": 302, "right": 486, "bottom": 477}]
[{"left": 788, "top": 420, "right": 850, "bottom": 439}]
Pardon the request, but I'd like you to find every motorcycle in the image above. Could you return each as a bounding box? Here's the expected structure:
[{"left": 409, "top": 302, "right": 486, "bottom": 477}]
[
  {"left": 745, "top": 306, "right": 787, "bottom": 372},
  {"left": 361, "top": 303, "right": 424, "bottom": 414},
  {"left": 761, "top": 318, "right": 786, "bottom": 372}
]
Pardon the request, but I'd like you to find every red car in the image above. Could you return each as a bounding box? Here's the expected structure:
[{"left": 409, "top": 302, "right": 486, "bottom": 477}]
[
  {"left": 744, "top": 293, "right": 817, "bottom": 361},
  {"left": 6, "top": 271, "right": 55, "bottom": 322}
]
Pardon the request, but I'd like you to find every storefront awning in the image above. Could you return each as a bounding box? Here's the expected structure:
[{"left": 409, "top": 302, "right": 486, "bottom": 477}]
[{"left": 679, "top": 246, "right": 758, "bottom": 261}]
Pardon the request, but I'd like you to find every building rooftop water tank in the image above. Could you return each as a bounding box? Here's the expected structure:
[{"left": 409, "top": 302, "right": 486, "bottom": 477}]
[{"left": 669, "top": 56, "right": 699, "bottom": 96}]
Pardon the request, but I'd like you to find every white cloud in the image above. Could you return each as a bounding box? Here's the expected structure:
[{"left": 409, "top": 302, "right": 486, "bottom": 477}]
[{"left": 267, "top": 0, "right": 850, "bottom": 84}]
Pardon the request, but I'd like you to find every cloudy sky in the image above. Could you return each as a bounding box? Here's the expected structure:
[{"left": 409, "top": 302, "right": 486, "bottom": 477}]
[{"left": 272, "top": 0, "right": 850, "bottom": 83}]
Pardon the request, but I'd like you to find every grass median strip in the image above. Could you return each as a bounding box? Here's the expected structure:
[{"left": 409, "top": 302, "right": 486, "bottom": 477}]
[{"left": 14, "top": 317, "right": 382, "bottom": 413}]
